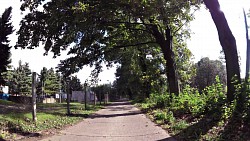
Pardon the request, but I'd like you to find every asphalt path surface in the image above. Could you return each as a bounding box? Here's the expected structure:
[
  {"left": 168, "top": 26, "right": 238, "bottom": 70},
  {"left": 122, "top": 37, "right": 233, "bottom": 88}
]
[{"left": 41, "top": 101, "right": 175, "bottom": 141}]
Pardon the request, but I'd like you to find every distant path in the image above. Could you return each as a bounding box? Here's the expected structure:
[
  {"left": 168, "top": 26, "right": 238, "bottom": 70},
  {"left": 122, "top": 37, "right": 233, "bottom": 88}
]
[{"left": 41, "top": 101, "right": 175, "bottom": 141}]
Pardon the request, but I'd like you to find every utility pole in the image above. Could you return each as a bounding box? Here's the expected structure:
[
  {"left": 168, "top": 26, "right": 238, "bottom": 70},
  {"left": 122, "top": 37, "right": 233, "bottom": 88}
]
[
  {"left": 66, "top": 77, "right": 70, "bottom": 115},
  {"left": 31, "top": 72, "right": 37, "bottom": 122},
  {"left": 84, "top": 82, "right": 87, "bottom": 110},
  {"left": 94, "top": 92, "right": 96, "bottom": 106},
  {"left": 99, "top": 92, "right": 101, "bottom": 105},
  {"left": 59, "top": 74, "right": 62, "bottom": 103}
]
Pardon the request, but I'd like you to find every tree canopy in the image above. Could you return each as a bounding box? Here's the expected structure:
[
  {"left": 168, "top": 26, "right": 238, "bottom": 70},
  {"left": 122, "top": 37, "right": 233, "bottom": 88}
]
[
  {"left": 16, "top": 0, "right": 200, "bottom": 95},
  {"left": 192, "top": 57, "right": 226, "bottom": 92},
  {"left": 0, "top": 7, "right": 14, "bottom": 85}
]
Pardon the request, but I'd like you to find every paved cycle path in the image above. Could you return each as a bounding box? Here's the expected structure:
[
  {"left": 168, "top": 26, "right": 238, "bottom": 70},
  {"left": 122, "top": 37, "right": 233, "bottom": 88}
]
[{"left": 41, "top": 101, "right": 175, "bottom": 141}]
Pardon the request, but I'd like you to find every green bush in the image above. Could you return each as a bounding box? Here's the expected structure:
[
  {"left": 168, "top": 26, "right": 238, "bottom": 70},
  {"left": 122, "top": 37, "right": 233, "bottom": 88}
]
[
  {"left": 142, "top": 76, "right": 226, "bottom": 116},
  {"left": 153, "top": 109, "right": 175, "bottom": 124},
  {"left": 136, "top": 76, "right": 250, "bottom": 140},
  {"left": 144, "top": 93, "right": 170, "bottom": 109},
  {"left": 202, "top": 76, "right": 226, "bottom": 112},
  {"left": 172, "top": 120, "right": 188, "bottom": 133},
  {"left": 171, "top": 85, "right": 206, "bottom": 115}
]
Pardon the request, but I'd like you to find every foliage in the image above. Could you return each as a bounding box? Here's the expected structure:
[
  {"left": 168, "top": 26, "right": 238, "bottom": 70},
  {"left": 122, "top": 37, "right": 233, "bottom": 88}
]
[
  {"left": 3, "top": 60, "right": 31, "bottom": 95},
  {"left": 115, "top": 46, "right": 168, "bottom": 100},
  {"left": 1, "top": 68, "right": 15, "bottom": 93},
  {"left": 136, "top": 74, "right": 250, "bottom": 140},
  {"left": 92, "top": 83, "right": 111, "bottom": 102},
  {"left": 173, "top": 37, "right": 195, "bottom": 88},
  {"left": 137, "top": 77, "right": 226, "bottom": 138},
  {"left": 0, "top": 7, "right": 14, "bottom": 85},
  {"left": 36, "top": 67, "right": 82, "bottom": 96},
  {"left": 171, "top": 85, "right": 205, "bottom": 115},
  {"left": 37, "top": 67, "right": 60, "bottom": 96},
  {"left": 16, "top": 0, "right": 201, "bottom": 96},
  {"left": 143, "top": 93, "right": 170, "bottom": 109},
  {"left": 69, "top": 76, "right": 83, "bottom": 91},
  {"left": 202, "top": 76, "right": 226, "bottom": 111},
  {"left": 191, "top": 57, "right": 226, "bottom": 92},
  {"left": 12, "top": 60, "right": 32, "bottom": 95}
]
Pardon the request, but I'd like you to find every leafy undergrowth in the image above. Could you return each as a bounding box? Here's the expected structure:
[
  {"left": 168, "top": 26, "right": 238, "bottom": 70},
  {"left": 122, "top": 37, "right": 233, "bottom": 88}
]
[
  {"left": 136, "top": 77, "right": 250, "bottom": 141},
  {"left": 0, "top": 101, "right": 102, "bottom": 140}
]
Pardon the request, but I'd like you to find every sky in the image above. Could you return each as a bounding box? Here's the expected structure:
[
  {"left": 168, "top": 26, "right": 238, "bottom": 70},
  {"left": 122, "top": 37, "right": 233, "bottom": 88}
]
[
  {"left": 186, "top": 0, "right": 250, "bottom": 78},
  {"left": 0, "top": 0, "right": 249, "bottom": 84}
]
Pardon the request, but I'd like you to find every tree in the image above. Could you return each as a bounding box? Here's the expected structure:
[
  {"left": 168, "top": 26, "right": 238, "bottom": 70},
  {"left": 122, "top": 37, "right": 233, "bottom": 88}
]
[
  {"left": 192, "top": 57, "right": 226, "bottom": 92},
  {"left": 92, "top": 83, "right": 111, "bottom": 103},
  {"left": 37, "top": 67, "right": 48, "bottom": 96},
  {"left": 12, "top": 60, "right": 32, "bottom": 95},
  {"left": 203, "top": 0, "right": 241, "bottom": 102},
  {"left": 44, "top": 68, "right": 60, "bottom": 95},
  {"left": 70, "top": 76, "right": 82, "bottom": 91},
  {"left": 1, "top": 68, "right": 15, "bottom": 93},
  {"left": 0, "top": 7, "right": 14, "bottom": 85},
  {"left": 37, "top": 67, "right": 61, "bottom": 97},
  {"left": 244, "top": 9, "right": 250, "bottom": 80},
  {"left": 114, "top": 45, "right": 168, "bottom": 100},
  {"left": 16, "top": 0, "right": 200, "bottom": 95}
]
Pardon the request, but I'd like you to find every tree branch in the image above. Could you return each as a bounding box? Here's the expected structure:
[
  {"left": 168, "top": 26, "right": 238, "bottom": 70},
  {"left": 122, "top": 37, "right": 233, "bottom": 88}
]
[
  {"left": 173, "top": 8, "right": 199, "bottom": 35},
  {"left": 104, "top": 21, "right": 152, "bottom": 26},
  {"left": 113, "top": 41, "right": 157, "bottom": 49}
]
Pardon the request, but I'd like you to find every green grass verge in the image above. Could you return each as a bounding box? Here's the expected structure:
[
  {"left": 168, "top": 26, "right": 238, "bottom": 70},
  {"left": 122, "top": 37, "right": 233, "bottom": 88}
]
[
  {"left": 0, "top": 101, "right": 102, "bottom": 140},
  {"left": 0, "top": 99, "right": 16, "bottom": 105}
]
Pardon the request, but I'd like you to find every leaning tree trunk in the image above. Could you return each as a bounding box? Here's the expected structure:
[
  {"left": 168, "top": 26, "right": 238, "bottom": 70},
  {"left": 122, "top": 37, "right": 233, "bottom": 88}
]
[
  {"left": 204, "top": 0, "right": 241, "bottom": 102},
  {"left": 241, "top": 8, "right": 250, "bottom": 110},
  {"left": 244, "top": 8, "right": 250, "bottom": 80}
]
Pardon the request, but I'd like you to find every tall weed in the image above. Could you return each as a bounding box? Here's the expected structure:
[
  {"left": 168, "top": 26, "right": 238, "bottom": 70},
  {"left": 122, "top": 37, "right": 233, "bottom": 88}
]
[
  {"left": 202, "top": 76, "right": 226, "bottom": 112},
  {"left": 171, "top": 85, "right": 205, "bottom": 115}
]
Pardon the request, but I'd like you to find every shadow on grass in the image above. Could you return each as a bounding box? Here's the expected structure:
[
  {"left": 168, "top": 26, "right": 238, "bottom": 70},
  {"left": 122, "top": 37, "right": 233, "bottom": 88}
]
[
  {"left": 0, "top": 119, "right": 42, "bottom": 141},
  {"left": 173, "top": 107, "right": 223, "bottom": 141},
  {"left": 219, "top": 103, "right": 250, "bottom": 140}
]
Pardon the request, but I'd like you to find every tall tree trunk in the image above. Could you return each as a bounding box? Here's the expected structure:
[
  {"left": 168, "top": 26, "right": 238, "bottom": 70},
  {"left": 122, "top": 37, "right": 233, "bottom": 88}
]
[
  {"left": 150, "top": 25, "right": 179, "bottom": 95},
  {"left": 241, "top": 8, "right": 250, "bottom": 111},
  {"left": 244, "top": 8, "right": 250, "bottom": 80},
  {"left": 204, "top": 0, "right": 241, "bottom": 102},
  {"left": 165, "top": 27, "right": 179, "bottom": 95}
]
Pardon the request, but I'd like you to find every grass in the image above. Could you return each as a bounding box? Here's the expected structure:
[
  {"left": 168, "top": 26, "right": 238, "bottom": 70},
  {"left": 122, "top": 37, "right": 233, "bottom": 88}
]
[
  {"left": 136, "top": 96, "right": 250, "bottom": 141},
  {"left": 0, "top": 100, "right": 102, "bottom": 140},
  {"left": 0, "top": 99, "right": 16, "bottom": 105}
]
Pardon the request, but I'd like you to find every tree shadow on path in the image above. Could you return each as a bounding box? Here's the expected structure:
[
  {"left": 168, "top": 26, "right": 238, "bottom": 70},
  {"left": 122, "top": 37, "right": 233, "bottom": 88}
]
[
  {"left": 156, "top": 136, "right": 177, "bottom": 141},
  {"left": 106, "top": 101, "right": 132, "bottom": 106},
  {"left": 89, "top": 111, "right": 142, "bottom": 119}
]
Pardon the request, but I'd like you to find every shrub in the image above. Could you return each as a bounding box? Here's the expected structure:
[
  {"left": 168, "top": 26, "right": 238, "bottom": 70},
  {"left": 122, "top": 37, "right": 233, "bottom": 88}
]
[
  {"left": 144, "top": 93, "right": 171, "bottom": 109},
  {"left": 171, "top": 85, "right": 206, "bottom": 115},
  {"left": 202, "top": 76, "right": 226, "bottom": 112},
  {"left": 153, "top": 109, "right": 175, "bottom": 124}
]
